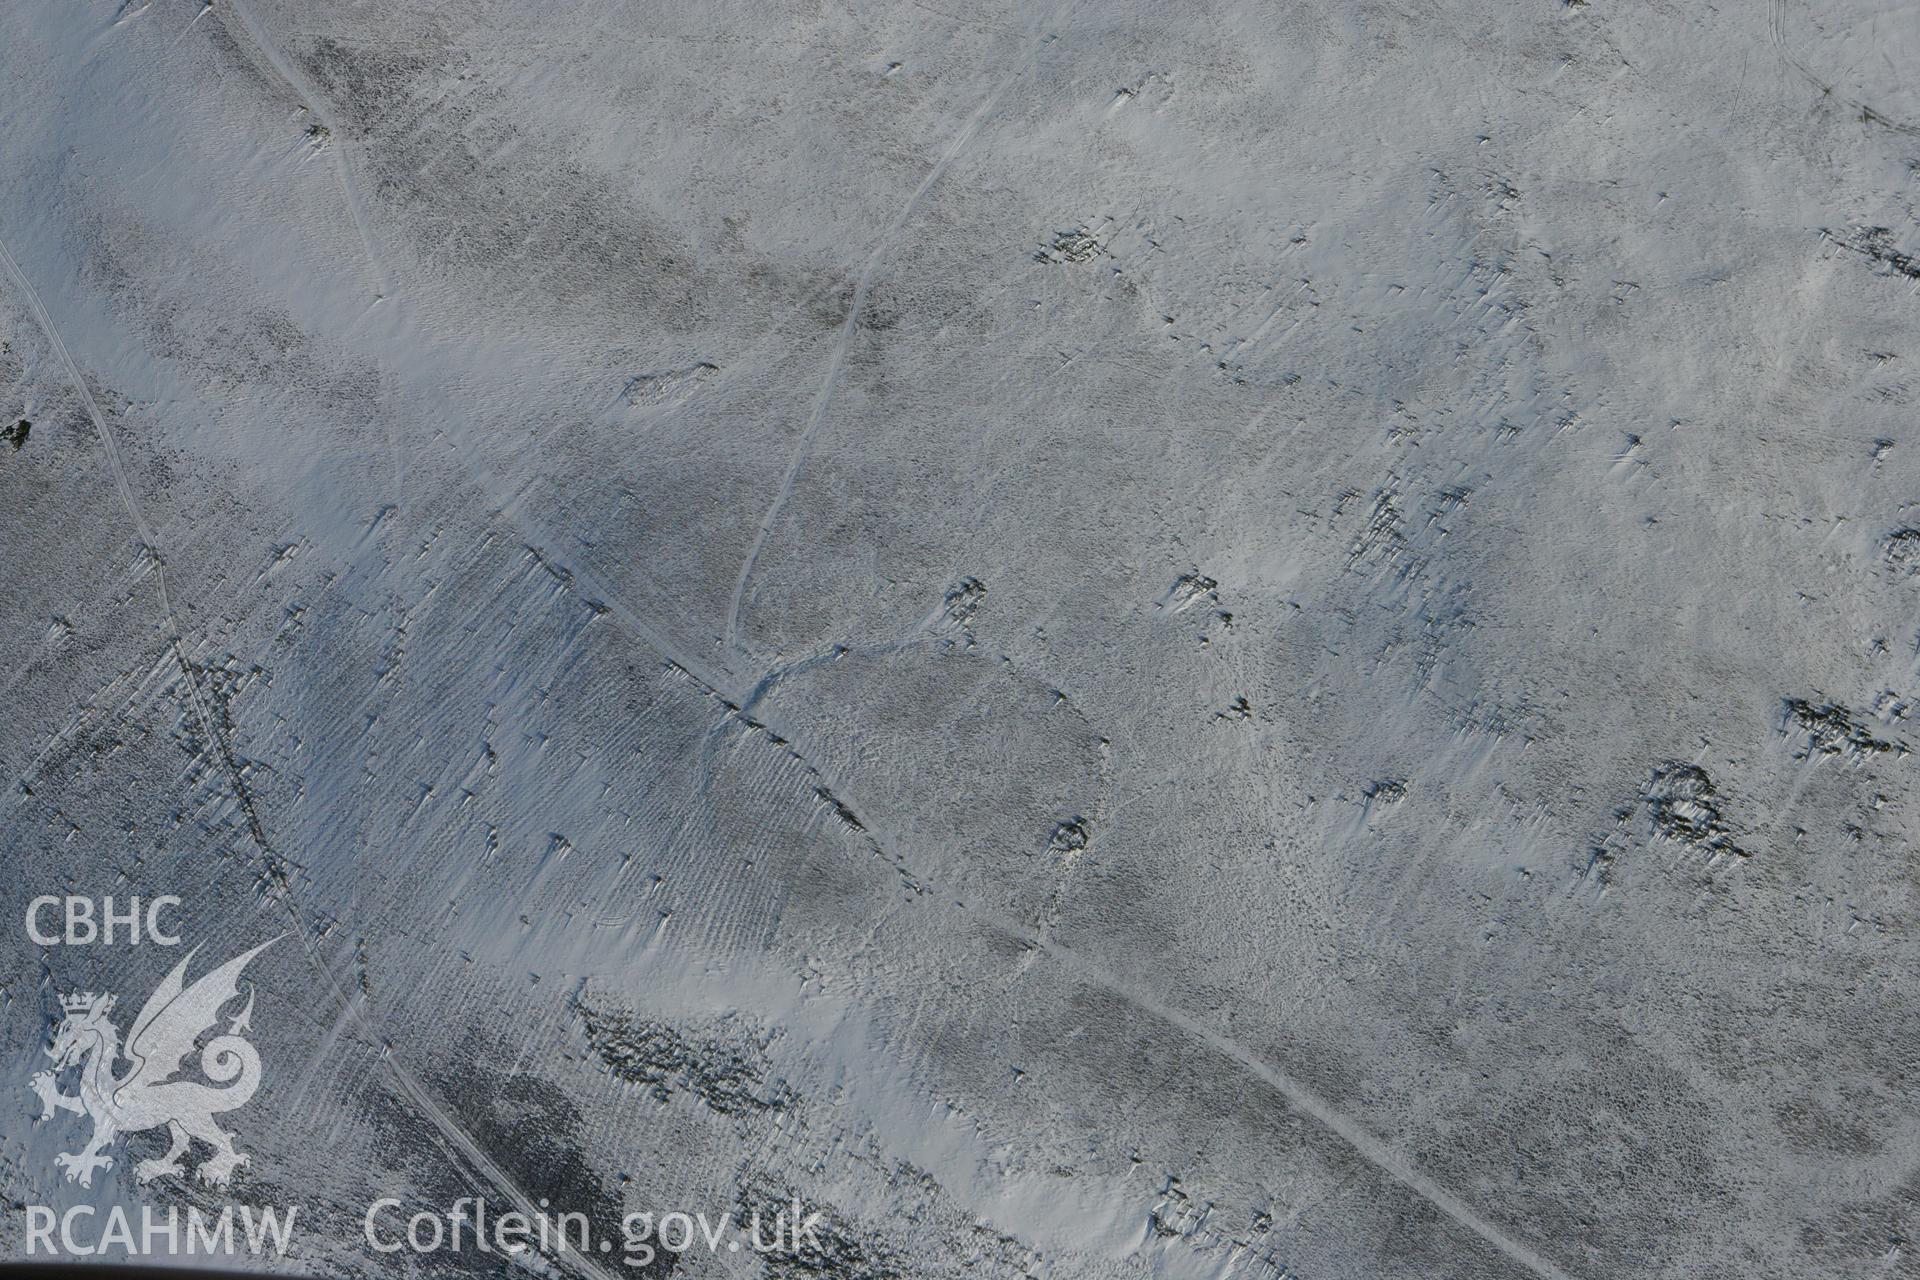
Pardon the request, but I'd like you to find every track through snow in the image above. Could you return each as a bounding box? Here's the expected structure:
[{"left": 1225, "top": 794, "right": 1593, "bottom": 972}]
[
  {"left": 0, "top": 231, "right": 627, "bottom": 1280},
  {"left": 7, "top": 2, "right": 1919, "bottom": 1276},
  {"left": 0, "top": 231, "right": 631, "bottom": 1280},
  {"left": 223, "top": 0, "right": 394, "bottom": 301},
  {"left": 0, "top": 233, "right": 228, "bottom": 788},
  {"left": 723, "top": 6, "right": 1069, "bottom": 654},
  {"left": 492, "top": 460, "right": 1585, "bottom": 1280}
]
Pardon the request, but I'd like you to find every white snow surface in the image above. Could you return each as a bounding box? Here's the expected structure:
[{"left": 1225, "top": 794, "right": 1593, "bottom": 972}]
[{"left": 4, "top": 1, "right": 1920, "bottom": 1277}]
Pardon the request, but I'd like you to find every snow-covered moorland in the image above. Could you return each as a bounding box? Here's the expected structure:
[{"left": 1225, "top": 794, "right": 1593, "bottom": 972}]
[{"left": 4, "top": 2, "right": 1920, "bottom": 1276}]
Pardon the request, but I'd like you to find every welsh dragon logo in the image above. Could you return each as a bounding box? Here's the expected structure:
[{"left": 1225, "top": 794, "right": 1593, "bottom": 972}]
[{"left": 30, "top": 938, "right": 279, "bottom": 1188}]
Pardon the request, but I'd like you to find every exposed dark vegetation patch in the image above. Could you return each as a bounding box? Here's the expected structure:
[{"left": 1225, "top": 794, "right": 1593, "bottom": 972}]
[
  {"left": 1047, "top": 816, "right": 1090, "bottom": 855},
  {"left": 1163, "top": 572, "right": 1220, "bottom": 612},
  {"left": 1364, "top": 778, "right": 1408, "bottom": 804},
  {"left": 4, "top": 418, "right": 27, "bottom": 450},
  {"left": 813, "top": 784, "right": 866, "bottom": 832},
  {"left": 1883, "top": 528, "right": 1920, "bottom": 574},
  {"left": 578, "top": 1003, "right": 792, "bottom": 1117},
  {"left": 1148, "top": 1175, "right": 1191, "bottom": 1238},
  {"left": 1347, "top": 486, "right": 1409, "bottom": 572},
  {"left": 418, "top": 1033, "right": 674, "bottom": 1278},
  {"left": 1581, "top": 839, "right": 1619, "bottom": 887},
  {"left": 1645, "top": 762, "right": 1748, "bottom": 858},
  {"left": 1827, "top": 226, "right": 1920, "bottom": 280},
  {"left": 619, "top": 361, "right": 718, "bottom": 411},
  {"left": 290, "top": 34, "right": 708, "bottom": 326},
  {"left": 940, "top": 577, "right": 986, "bottom": 628},
  {"left": 1033, "top": 227, "right": 1106, "bottom": 265},
  {"left": 175, "top": 655, "right": 274, "bottom": 854},
  {"left": 1783, "top": 698, "right": 1906, "bottom": 760},
  {"left": 736, "top": 1180, "right": 901, "bottom": 1280}
]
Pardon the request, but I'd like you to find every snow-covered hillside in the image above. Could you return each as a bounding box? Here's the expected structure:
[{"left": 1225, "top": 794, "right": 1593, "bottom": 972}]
[{"left": 4, "top": 2, "right": 1919, "bottom": 1277}]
